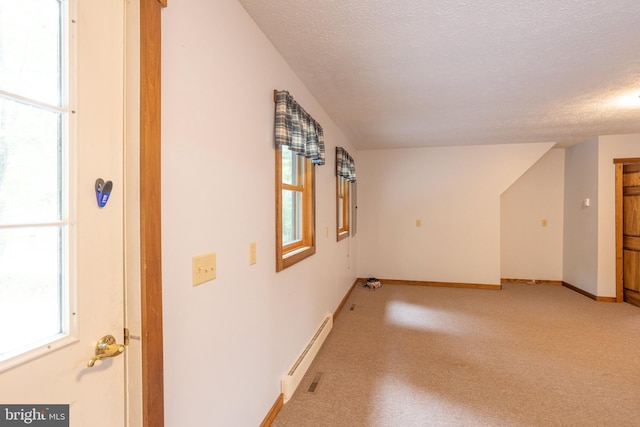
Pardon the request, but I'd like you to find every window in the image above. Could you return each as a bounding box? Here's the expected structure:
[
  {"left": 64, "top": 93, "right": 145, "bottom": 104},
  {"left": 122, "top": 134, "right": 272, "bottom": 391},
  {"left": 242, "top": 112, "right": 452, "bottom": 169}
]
[
  {"left": 335, "top": 147, "right": 356, "bottom": 241},
  {"left": 336, "top": 175, "right": 349, "bottom": 240},
  {"left": 274, "top": 90, "right": 324, "bottom": 271},
  {"left": 276, "top": 145, "right": 315, "bottom": 271},
  {"left": 0, "top": 0, "right": 69, "bottom": 359}
]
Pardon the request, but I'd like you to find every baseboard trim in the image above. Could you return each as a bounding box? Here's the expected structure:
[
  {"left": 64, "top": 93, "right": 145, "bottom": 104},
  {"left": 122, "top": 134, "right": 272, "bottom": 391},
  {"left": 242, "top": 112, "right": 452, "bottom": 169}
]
[
  {"left": 334, "top": 278, "right": 358, "bottom": 321},
  {"left": 562, "top": 281, "right": 617, "bottom": 303},
  {"left": 502, "top": 278, "right": 563, "bottom": 286},
  {"left": 260, "top": 393, "right": 284, "bottom": 427},
  {"left": 359, "top": 278, "right": 501, "bottom": 290}
]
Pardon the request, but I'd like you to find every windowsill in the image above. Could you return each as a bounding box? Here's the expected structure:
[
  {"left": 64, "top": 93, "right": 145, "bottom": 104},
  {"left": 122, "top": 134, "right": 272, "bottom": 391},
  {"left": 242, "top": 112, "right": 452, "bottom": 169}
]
[
  {"left": 283, "top": 245, "right": 312, "bottom": 258},
  {"left": 278, "top": 244, "right": 316, "bottom": 271}
]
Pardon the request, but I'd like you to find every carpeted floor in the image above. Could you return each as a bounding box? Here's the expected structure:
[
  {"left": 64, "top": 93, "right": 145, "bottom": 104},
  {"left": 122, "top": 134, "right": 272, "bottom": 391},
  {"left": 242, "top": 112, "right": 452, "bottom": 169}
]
[{"left": 272, "top": 283, "right": 640, "bottom": 427}]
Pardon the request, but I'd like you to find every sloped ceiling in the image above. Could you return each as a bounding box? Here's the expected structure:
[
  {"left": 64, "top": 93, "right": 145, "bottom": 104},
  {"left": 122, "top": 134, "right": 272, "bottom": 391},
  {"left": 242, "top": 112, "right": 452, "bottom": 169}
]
[{"left": 238, "top": 0, "right": 640, "bottom": 149}]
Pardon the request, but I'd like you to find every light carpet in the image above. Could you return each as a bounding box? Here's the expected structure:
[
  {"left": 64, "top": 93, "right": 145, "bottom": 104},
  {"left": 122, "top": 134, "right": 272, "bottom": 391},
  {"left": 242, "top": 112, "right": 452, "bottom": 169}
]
[{"left": 272, "top": 283, "right": 640, "bottom": 427}]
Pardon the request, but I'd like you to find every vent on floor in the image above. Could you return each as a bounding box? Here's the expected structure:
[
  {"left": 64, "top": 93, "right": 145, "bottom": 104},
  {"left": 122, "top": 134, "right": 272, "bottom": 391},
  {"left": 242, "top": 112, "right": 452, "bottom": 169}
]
[{"left": 307, "top": 372, "right": 323, "bottom": 393}]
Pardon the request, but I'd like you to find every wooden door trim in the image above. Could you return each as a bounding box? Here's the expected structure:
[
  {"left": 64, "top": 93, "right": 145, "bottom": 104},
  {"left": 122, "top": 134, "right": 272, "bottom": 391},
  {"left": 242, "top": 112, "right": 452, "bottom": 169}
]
[
  {"left": 615, "top": 162, "right": 624, "bottom": 303},
  {"left": 141, "top": 0, "right": 165, "bottom": 426},
  {"left": 614, "top": 158, "right": 640, "bottom": 164},
  {"left": 614, "top": 158, "right": 640, "bottom": 304}
]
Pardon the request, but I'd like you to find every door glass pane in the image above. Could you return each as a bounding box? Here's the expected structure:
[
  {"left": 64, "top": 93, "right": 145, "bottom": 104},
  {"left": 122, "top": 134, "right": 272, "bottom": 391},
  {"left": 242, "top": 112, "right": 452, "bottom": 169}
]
[
  {"left": 282, "top": 189, "right": 302, "bottom": 245},
  {"left": 0, "top": 0, "right": 62, "bottom": 105},
  {"left": 0, "top": 0, "right": 66, "bottom": 362},
  {"left": 0, "top": 226, "right": 63, "bottom": 357},
  {"left": 0, "top": 98, "right": 62, "bottom": 225}
]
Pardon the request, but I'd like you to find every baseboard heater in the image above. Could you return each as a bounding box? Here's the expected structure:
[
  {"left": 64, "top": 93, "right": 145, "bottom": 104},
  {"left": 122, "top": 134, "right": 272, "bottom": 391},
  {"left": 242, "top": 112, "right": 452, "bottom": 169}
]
[{"left": 281, "top": 313, "right": 333, "bottom": 403}]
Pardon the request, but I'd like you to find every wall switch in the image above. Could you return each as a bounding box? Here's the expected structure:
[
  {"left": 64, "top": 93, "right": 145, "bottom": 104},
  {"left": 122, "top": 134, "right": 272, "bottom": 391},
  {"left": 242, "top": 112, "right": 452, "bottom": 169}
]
[
  {"left": 416, "top": 219, "right": 422, "bottom": 227},
  {"left": 249, "top": 242, "right": 257, "bottom": 265},
  {"left": 541, "top": 219, "right": 548, "bottom": 227},
  {"left": 192, "top": 252, "right": 216, "bottom": 286}
]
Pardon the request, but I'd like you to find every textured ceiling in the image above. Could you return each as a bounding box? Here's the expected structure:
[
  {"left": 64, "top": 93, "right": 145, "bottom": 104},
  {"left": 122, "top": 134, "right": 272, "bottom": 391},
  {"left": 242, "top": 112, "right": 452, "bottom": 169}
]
[{"left": 238, "top": 0, "right": 640, "bottom": 149}]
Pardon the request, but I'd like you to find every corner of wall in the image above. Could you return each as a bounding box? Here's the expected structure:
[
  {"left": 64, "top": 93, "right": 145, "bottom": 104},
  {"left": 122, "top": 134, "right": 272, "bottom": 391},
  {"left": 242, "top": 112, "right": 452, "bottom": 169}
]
[{"left": 562, "top": 138, "right": 599, "bottom": 295}]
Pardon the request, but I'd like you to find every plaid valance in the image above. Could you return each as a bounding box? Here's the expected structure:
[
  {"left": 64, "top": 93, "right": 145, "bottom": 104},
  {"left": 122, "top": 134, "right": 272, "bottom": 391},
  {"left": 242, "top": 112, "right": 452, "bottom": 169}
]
[
  {"left": 336, "top": 147, "right": 356, "bottom": 182},
  {"left": 274, "top": 90, "right": 325, "bottom": 165}
]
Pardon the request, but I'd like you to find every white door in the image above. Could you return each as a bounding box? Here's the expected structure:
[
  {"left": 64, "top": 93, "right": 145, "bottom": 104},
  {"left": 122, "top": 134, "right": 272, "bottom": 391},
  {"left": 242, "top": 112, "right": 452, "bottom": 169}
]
[{"left": 0, "top": 0, "right": 127, "bottom": 425}]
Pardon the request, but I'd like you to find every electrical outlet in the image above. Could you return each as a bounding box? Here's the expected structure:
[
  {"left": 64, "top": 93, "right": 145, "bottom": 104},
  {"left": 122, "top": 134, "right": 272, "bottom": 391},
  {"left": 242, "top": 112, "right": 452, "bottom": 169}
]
[
  {"left": 416, "top": 219, "right": 422, "bottom": 227},
  {"left": 249, "top": 242, "right": 257, "bottom": 265},
  {"left": 541, "top": 219, "right": 548, "bottom": 227},
  {"left": 192, "top": 252, "right": 216, "bottom": 286}
]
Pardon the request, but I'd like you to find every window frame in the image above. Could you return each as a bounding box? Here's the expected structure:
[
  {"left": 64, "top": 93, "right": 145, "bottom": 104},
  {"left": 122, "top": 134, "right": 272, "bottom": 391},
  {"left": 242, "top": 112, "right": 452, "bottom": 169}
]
[
  {"left": 336, "top": 175, "right": 350, "bottom": 241},
  {"left": 276, "top": 145, "right": 316, "bottom": 271}
]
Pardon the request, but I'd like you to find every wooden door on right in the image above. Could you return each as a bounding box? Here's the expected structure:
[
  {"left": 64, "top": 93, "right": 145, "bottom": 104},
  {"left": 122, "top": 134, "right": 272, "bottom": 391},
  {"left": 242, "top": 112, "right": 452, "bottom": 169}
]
[{"left": 623, "top": 163, "right": 640, "bottom": 307}]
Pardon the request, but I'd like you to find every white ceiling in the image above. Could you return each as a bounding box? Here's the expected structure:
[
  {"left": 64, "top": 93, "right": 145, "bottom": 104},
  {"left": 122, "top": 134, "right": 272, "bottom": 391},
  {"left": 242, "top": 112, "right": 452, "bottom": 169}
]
[{"left": 238, "top": 0, "right": 640, "bottom": 150}]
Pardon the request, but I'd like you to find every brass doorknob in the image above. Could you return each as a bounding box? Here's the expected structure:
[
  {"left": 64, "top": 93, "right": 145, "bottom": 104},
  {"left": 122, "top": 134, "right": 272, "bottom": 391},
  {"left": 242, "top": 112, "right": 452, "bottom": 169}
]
[{"left": 87, "top": 334, "right": 125, "bottom": 367}]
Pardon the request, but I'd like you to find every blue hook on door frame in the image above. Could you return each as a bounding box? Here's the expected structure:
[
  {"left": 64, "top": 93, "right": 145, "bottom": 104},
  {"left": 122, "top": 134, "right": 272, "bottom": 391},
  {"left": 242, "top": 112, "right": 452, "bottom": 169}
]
[{"left": 95, "top": 178, "right": 113, "bottom": 208}]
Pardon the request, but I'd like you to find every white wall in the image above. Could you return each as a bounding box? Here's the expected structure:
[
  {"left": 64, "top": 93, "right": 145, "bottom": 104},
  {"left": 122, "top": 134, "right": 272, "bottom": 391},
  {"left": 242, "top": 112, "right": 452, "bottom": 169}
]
[
  {"left": 161, "top": 1, "right": 357, "bottom": 425},
  {"left": 356, "top": 143, "right": 553, "bottom": 285},
  {"left": 563, "top": 138, "right": 599, "bottom": 294},
  {"left": 501, "top": 148, "right": 565, "bottom": 281},
  {"left": 597, "top": 134, "right": 640, "bottom": 296},
  {"left": 562, "top": 134, "right": 640, "bottom": 298}
]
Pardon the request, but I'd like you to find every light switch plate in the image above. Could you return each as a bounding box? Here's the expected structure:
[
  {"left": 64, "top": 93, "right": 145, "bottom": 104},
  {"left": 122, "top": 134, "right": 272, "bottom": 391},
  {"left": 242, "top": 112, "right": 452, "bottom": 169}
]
[
  {"left": 192, "top": 252, "right": 216, "bottom": 286},
  {"left": 249, "top": 242, "right": 257, "bottom": 265}
]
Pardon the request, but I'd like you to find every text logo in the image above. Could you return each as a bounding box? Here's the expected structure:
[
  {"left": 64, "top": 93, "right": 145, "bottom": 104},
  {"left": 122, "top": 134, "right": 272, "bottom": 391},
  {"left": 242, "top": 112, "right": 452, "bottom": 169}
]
[{"left": 0, "top": 405, "right": 68, "bottom": 427}]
